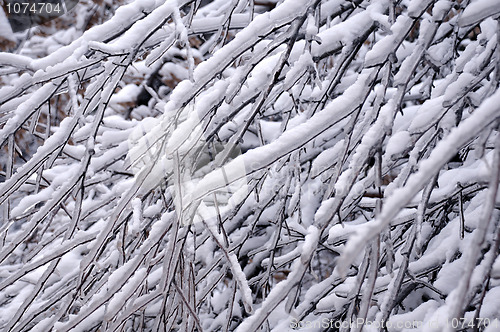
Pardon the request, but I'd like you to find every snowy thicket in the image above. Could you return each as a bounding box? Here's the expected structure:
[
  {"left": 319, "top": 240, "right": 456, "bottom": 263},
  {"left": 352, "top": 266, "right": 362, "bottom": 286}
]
[{"left": 0, "top": 0, "right": 500, "bottom": 331}]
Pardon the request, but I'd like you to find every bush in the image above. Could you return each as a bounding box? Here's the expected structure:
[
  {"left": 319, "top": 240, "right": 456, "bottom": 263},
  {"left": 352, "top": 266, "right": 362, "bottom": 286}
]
[{"left": 0, "top": 0, "right": 499, "bottom": 331}]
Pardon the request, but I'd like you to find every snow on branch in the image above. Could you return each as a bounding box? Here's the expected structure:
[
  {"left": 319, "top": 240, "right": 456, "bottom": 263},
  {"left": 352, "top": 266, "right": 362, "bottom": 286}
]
[{"left": 0, "top": 0, "right": 499, "bottom": 331}]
